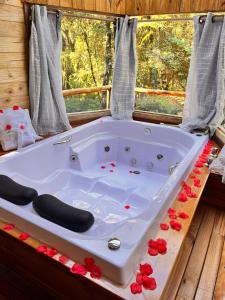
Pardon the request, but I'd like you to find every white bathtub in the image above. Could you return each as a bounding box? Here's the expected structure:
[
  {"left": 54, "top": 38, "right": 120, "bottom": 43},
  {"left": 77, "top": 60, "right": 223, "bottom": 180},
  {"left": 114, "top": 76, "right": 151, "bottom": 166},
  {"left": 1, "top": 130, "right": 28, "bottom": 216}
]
[{"left": 0, "top": 117, "right": 208, "bottom": 284}]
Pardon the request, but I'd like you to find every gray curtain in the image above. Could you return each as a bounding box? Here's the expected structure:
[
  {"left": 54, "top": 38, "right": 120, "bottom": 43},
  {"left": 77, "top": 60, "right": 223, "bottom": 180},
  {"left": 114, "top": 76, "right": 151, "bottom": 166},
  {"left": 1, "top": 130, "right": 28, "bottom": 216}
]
[
  {"left": 110, "top": 16, "right": 138, "bottom": 120},
  {"left": 181, "top": 12, "right": 225, "bottom": 137},
  {"left": 29, "top": 5, "right": 71, "bottom": 135}
]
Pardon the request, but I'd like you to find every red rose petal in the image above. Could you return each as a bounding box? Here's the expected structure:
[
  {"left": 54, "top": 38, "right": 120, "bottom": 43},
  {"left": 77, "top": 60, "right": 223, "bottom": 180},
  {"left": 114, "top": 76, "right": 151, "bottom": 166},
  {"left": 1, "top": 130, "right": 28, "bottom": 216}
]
[
  {"left": 168, "top": 208, "right": 176, "bottom": 215},
  {"left": 142, "top": 276, "right": 157, "bottom": 290},
  {"left": 169, "top": 214, "right": 177, "bottom": 219},
  {"left": 139, "top": 263, "right": 153, "bottom": 276},
  {"left": 46, "top": 248, "right": 58, "bottom": 257},
  {"left": 170, "top": 220, "right": 182, "bottom": 231},
  {"left": 84, "top": 257, "right": 95, "bottom": 266},
  {"left": 148, "top": 239, "right": 158, "bottom": 249},
  {"left": 136, "top": 273, "right": 143, "bottom": 284},
  {"left": 193, "top": 168, "right": 201, "bottom": 174},
  {"left": 160, "top": 223, "right": 169, "bottom": 231},
  {"left": 19, "top": 123, "right": 25, "bottom": 130},
  {"left": 187, "top": 191, "right": 198, "bottom": 198},
  {"left": 130, "top": 282, "right": 142, "bottom": 294},
  {"left": 36, "top": 245, "right": 48, "bottom": 254},
  {"left": 90, "top": 265, "right": 102, "bottom": 279},
  {"left": 156, "top": 238, "right": 167, "bottom": 246},
  {"left": 124, "top": 204, "right": 130, "bottom": 209},
  {"left": 5, "top": 124, "right": 12, "bottom": 131},
  {"left": 194, "top": 179, "right": 201, "bottom": 188},
  {"left": 178, "top": 192, "right": 188, "bottom": 202},
  {"left": 3, "top": 223, "right": 15, "bottom": 231},
  {"left": 178, "top": 212, "right": 189, "bottom": 219},
  {"left": 191, "top": 192, "right": 197, "bottom": 198},
  {"left": 157, "top": 244, "right": 167, "bottom": 254},
  {"left": 13, "top": 105, "right": 20, "bottom": 110},
  {"left": 0, "top": 109, "right": 4, "bottom": 113},
  {"left": 59, "top": 255, "right": 69, "bottom": 264},
  {"left": 19, "top": 232, "right": 30, "bottom": 241},
  {"left": 70, "top": 263, "right": 87, "bottom": 276},
  {"left": 195, "top": 162, "right": 203, "bottom": 168},
  {"left": 199, "top": 157, "right": 207, "bottom": 164},
  {"left": 148, "top": 247, "right": 158, "bottom": 256}
]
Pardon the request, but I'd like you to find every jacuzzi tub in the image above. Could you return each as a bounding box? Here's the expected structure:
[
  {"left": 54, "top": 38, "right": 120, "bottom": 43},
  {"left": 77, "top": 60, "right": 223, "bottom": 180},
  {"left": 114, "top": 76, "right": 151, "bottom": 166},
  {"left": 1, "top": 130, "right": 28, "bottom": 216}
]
[{"left": 0, "top": 117, "right": 208, "bottom": 284}]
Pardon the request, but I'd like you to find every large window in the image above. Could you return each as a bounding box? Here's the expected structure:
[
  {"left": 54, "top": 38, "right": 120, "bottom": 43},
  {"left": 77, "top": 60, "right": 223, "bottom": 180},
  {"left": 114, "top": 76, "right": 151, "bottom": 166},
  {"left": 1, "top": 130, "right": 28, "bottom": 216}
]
[{"left": 61, "top": 14, "right": 194, "bottom": 115}]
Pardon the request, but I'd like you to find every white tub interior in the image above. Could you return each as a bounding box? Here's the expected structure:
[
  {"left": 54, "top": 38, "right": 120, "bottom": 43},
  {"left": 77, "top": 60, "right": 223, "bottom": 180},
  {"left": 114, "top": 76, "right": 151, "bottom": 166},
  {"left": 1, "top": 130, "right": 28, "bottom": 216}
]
[{"left": 0, "top": 117, "right": 208, "bottom": 284}]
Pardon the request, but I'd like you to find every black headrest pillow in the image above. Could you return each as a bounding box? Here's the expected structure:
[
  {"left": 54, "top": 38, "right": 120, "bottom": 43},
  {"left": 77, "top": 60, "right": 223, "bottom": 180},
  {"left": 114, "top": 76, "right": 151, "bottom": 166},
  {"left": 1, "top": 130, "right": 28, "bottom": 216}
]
[
  {"left": 0, "top": 175, "right": 38, "bottom": 205},
  {"left": 33, "top": 194, "right": 95, "bottom": 233}
]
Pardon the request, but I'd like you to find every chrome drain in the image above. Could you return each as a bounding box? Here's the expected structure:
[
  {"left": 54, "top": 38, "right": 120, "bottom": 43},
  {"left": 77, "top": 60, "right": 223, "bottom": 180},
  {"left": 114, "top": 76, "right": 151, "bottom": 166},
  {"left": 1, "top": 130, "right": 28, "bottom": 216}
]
[{"left": 108, "top": 238, "right": 121, "bottom": 250}]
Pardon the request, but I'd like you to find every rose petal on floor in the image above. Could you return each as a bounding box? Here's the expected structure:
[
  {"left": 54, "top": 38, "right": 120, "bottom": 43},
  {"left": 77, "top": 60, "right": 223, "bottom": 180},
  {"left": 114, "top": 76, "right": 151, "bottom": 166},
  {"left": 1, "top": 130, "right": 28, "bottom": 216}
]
[
  {"left": 148, "top": 247, "right": 158, "bottom": 256},
  {"left": 178, "top": 192, "right": 188, "bottom": 202},
  {"left": 3, "top": 223, "right": 15, "bottom": 231},
  {"left": 160, "top": 223, "right": 169, "bottom": 231},
  {"left": 36, "top": 245, "right": 48, "bottom": 254},
  {"left": 19, "top": 232, "right": 30, "bottom": 241},
  {"left": 179, "top": 212, "right": 189, "bottom": 219},
  {"left": 70, "top": 263, "right": 87, "bottom": 276},
  {"left": 139, "top": 263, "right": 153, "bottom": 276},
  {"left": 136, "top": 273, "right": 144, "bottom": 284},
  {"left": 142, "top": 276, "right": 157, "bottom": 290},
  {"left": 46, "top": 248, "right": 58, "bottom": 257},
  {"left": 59, "top": 255, "right": 69, "bottom": 264},
  {"left": 148, "top": 239, "right": 158, "bottom": 249},
  {"left": 130, "top": 282, "right": 142, "bottom": 294},
  {"left": 90, "top": 265, "right": 102, "bottom": 279},
  {"left": 170, "top": 220, "right": 182, "bottom": 231}
]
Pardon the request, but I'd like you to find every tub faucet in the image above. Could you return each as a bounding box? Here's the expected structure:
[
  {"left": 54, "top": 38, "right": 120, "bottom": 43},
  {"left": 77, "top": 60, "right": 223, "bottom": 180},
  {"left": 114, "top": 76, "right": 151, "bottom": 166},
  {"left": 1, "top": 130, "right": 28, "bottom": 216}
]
[{"left": 53, "top": 136, "right": 72, "bottom": 146}]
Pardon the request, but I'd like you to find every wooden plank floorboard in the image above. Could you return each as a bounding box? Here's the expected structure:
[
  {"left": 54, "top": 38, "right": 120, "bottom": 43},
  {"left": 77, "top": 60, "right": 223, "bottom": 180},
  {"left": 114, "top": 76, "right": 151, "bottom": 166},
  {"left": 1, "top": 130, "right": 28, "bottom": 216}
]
[
  {"left": 214, "top": 240, "right": 225, "bottom": 300},
  {"left": 194, "top": 232, "right": 224, "bottom": 299},
  {"left": 161, "top": 204, "right": 206, "bottom": 300},
  {"left": 175, "top": 205, "right": 217, "bottom": 300}
]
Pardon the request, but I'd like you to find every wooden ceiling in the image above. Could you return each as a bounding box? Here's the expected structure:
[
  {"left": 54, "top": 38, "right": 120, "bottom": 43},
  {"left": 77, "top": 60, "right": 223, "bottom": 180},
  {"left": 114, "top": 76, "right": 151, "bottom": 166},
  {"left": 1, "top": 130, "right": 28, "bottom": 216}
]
[{"left": 22, "top": 0, "right": 225, "bottom": 15}]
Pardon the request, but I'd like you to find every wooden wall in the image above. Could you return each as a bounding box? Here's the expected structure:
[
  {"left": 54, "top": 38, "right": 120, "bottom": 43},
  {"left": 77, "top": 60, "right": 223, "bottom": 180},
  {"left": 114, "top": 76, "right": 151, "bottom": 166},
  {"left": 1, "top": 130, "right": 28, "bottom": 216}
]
[
  {"left": 0, "top": 0, "right": 29, "bottom": 109},
  {"left": 22, "top": 0, "right": 225, "bottom": 15}
]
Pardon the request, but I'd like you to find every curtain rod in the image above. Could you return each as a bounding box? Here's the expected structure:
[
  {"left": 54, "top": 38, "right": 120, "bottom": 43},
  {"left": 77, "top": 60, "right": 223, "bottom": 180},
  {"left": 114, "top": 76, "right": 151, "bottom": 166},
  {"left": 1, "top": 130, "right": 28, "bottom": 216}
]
[
  {"left": 47, "top": 11, "right": 225, "bottom": 24},
  {"left": 47, "top": 10, "right": 115, "bottom": 22},
  {"left": 134, "top": 15, "right": 225, "bottom": 24}
]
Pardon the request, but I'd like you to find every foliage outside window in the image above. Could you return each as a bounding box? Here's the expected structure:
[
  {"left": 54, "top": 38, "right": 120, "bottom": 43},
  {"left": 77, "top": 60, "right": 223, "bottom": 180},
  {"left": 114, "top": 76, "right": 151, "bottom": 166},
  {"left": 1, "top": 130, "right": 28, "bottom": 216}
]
[
  {"left": 135, "top": 15, "right": 193, "bottom": 115},
  {"left": 61, "top": 17, "right": 114, "bottom": 112},
  {"left": 61, "top": 15, "right": 194, "bottom": 115}
]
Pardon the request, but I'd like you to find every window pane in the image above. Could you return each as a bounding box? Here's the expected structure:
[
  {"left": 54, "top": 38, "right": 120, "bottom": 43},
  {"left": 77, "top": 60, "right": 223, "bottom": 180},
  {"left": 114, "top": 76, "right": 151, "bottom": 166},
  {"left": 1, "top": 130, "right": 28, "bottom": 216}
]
[
  {"left": 136, "top": 15, "right": 194, "bottom": 115},
  {"left": 135, "top": 92, "right": 184, "bottom": 115},
  {"left": 65, "top": 92, "right": 107, "bottom": 113},
  {"left": 61, "top": 16, "right": 114, "bottom": 113}
]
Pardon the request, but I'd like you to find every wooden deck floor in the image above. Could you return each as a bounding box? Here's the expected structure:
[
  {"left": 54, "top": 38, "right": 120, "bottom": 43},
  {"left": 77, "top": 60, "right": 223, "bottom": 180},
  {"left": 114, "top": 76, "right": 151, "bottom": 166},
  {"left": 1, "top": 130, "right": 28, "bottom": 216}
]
[
  {"left": 165, "top": 202, "right": 225, "bottom": 300},
  {"left": 0, "top": 203, "right": 224, "bottom": 300}
]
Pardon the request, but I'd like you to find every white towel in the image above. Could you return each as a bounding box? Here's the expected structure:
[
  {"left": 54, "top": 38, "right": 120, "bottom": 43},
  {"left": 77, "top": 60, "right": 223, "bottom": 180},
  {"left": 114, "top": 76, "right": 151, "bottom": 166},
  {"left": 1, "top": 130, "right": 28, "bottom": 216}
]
[{"left": 0, "top": 107, "right": 41, "bottom": 151}]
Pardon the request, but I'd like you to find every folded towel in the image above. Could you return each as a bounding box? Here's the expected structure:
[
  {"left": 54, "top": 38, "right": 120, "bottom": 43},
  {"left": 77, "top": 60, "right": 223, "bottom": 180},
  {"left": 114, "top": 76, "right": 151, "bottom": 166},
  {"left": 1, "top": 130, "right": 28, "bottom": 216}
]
[{"left": 0, "top": 106, "right": 41, "bottom": 151}]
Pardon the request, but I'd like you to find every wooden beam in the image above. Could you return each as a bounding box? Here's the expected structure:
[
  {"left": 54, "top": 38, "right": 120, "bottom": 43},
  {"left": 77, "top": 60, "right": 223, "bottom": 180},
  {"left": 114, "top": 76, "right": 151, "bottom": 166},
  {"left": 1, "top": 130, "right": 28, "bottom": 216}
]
[
  {"left": 63, "top": 85, "right": 111, "bottom": 97},
  {"left": 133, "top": 110, "right": 182, "bottom": 125}
]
